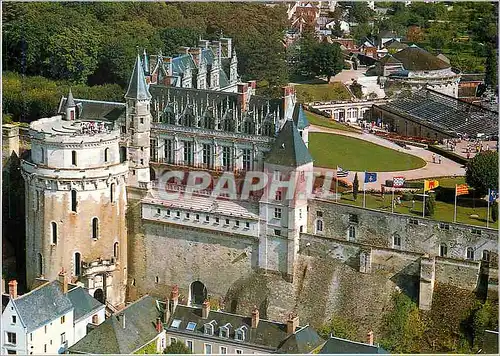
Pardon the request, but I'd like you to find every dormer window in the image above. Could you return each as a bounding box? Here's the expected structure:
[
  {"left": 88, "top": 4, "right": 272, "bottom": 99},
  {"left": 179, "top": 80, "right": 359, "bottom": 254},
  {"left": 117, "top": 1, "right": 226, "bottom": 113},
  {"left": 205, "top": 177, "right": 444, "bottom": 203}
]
[
  {"left": 220, "top": 323, "right": 231, "bottom": 338},
  {"left": 204, "top": 320, "right": 217, "bottom": 335},
  {"left": 235, "top": 326, "right": 247, "bottom": 341}
]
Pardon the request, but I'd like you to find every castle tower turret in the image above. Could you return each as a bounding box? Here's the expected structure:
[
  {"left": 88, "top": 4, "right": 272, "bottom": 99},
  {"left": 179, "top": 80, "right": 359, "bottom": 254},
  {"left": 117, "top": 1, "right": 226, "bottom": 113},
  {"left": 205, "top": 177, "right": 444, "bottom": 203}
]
[
  {"left": 125, "top": 51, "right": 152, "bottom": 187},
  {"left": 260, "top": 120, "right": 313, "bottom": 281},
  {"left": 64, "top": 88, "right": 76, "bottom": 121}
]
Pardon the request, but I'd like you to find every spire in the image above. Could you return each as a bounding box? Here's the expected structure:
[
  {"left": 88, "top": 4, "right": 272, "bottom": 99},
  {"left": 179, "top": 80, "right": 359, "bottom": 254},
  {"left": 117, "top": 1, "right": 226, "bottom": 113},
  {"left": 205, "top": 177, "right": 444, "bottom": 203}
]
[
  {"left": 125, "top": 50, "right": 152, "bottom": 101},
  {"left": 292, "top": 103, "right": 310, "bottom": 130},
  {"left": 66, "top": 88, "right": 76, "bottom": 108},
  {"left": 265, "top": 120, "right": 313, "bottom": 167},
  {"left": 143, "top": 48, "right": 149, "bottom": 75}
]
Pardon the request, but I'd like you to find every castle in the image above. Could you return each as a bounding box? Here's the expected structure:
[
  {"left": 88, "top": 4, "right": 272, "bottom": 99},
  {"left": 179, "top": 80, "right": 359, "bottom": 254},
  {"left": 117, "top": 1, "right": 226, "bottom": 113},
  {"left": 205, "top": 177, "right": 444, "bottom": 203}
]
[{"left": 19, "top": 37, "right": 497, "bottom": 331}]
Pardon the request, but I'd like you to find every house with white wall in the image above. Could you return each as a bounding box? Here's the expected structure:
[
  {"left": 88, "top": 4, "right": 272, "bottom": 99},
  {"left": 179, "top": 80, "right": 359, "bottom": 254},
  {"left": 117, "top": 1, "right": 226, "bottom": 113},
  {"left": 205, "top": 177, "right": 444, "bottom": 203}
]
[{"left": 1, "top": 276, "right": 104, "bottom": 355}]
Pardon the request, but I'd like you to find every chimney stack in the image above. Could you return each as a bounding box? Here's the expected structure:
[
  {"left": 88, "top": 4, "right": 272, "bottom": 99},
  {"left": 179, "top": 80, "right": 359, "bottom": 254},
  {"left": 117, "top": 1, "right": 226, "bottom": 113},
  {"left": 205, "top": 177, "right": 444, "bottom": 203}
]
[
  {"left": 156, "top": 317, "right": 163, "bottom": 333},
  {"left": 286, "top": 313, "right": 299, "bottom": 335},
  {"left": 251, "top": 306, "right": 260, "bottom": 328},
  {"left": 170, "top": 285, "right": 179, "bottom": 313},
  {"left": 8, "top": 280, "right": 18, "bottom": 299},
  {"left": 120, "top": 313, "right": 126, "bottom": 329},
  {"left": 58, "top": 270, "right": 68, "bottom": 294},
  {"left": 202, "top": 300, "right": 210, "bottom": 319},
  {"left": 367, "top": 331, "right": 374, "bottom": 345}
]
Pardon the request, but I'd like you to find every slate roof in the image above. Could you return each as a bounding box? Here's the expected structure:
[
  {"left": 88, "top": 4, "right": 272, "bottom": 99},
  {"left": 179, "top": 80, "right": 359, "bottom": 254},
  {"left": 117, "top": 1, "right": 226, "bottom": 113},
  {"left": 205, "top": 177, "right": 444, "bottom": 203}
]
[
  {"left": 58, "top": 98, "right": 126, "bottom": 122},
  {"left": 392, "top": 45, "right": 450, "bottom": 71},
  {"left": 167, "top": 305, "right": 324, "bottom": 352},
  {"left": 384, "top": 39, "right": 408, "bottom": 51},
  {"left": 379, "top": 30, "right": 399, "bottom": 39},
  {"left": 292, "top": 104, "right": 310, "bottom": 130},
  {"left": 68, "top": 295, "right": 162, "bottom": 354},
  {"left": 318, "top": 336, "right": 388, "bottom": 354},
  {"left": 125, "top": 53, "right": 152, "bottom": 100},
  {"left": 13, "top": 280, "right": 73, "bottom": 333},
  {"left": 265, "top": 120, "right": 313, "bottom": 167},
  {"left": 67, "top": 286, "right": 104, "bottom": 322},
  {"left": 379, "top": 54, "right": 403, "bottom": 66}
]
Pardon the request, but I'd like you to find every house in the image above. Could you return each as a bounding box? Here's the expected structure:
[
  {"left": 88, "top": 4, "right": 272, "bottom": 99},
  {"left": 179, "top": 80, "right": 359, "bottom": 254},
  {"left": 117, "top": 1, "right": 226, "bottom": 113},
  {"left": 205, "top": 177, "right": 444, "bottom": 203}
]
[
  {"left": 67, "top": 295, "right": 166, "bottom": 354},
  {"left": 163, "top": 286, "right": 323, "bottom": 354},
  {"left": 378, "top": 30, "right": 402, "bottom": 49},
  {"left": 1, "top": 274, "right": 104, "bottom": 355},
  {"left": 318, "top": 332, "right": 388, "bottom": 354}
]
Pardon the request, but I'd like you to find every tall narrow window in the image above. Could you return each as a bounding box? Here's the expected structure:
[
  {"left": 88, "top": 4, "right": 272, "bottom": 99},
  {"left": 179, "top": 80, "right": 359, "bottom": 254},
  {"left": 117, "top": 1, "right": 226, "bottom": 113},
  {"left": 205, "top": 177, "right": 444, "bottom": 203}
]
[
  {"left": 110, "top": 183, "right": 115, "bottom": 203},
  {"left": 348, "top": 226, "right": 356, "bottom": 240},
  {"left": 439, "top": 243, "right": 448, "bottom": 257},
  {"left": 120, "top": 146, "right": 127, "bottom": 163},
  {"left": 202, "top": 144, "right": 212, "bottom": 168},
  {"left": 482, "top": 250, "right": 491, "bottom": 262},
  {"left": 51, "top": 222, "right": 57, "bottom": 245},
  {"left": 222, "top": 146, "right": 232, "bottom": 170},
  {"left": 40, "top": 148, "right": 45, "bottom": 164},
  {"left": 466, "top": 247, "right": 474, "bottom": 260},
  {"left": 71, "top": 190, "right": 77, "bottom": 212},
  {"left": 38, "top": 253, "right": 43, "bottom": 276},
  {"left": 242, "top": 149, "right": 252, "bottom": 171},
  {"left": 71, "top": 150, "right": 77, "bottom": 166},
  {"left": 393, "top": 234, "right": 401, "bottom": 249},
  {"left": 104, "top": 148, "right": 109, "bottom": 163},
  {"left": 74, "top": 252, "right": 81, "bottom": 276},
  {"left": 92, "top": 218, "right": 99, "bottom": 239},
  {"left": 316, "top": 219, "right": 324, "bottom": 233},
  {"left": 113, "top": 242, "right": 119, "bottom": 260},
  {"left": 183, "top": 141, "right": 193, "bottom": 166},
  {"left": 150, "top": 139, "right": 158, "bottom": 162}
]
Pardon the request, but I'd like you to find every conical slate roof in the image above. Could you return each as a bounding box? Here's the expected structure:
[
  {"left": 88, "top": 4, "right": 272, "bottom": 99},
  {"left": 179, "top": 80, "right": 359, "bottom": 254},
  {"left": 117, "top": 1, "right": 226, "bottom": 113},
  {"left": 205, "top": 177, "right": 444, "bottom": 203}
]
[
  {"left": 65, "top": 88, "right": 76, "bottom": 108},
  {"left": 125, "top": 53, "right": 151, "bottom": 100},
  {"left": 292, "top": 103, "right": 310, "bottom": 130},
  {"left": 265, "top": 120, "right": 313, "bottom": 167}
]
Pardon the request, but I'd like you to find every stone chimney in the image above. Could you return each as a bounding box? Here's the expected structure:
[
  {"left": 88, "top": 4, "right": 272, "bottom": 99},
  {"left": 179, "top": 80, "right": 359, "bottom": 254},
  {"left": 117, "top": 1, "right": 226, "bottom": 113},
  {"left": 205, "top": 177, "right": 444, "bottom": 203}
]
[
  {"left": 170, "top": 285, "right": 179, "bottom": 313},
  {"left": 237, "top": 83, "right": 249, "bottom": 112},
  {"left": 202, "top": 300, "right": 210, "bottom": 319},
  {"left": 120, "top": 313, "right": 126, "bottom": 329},
  {"left": 286, "top": 313, "right": 299, "bottom": 335},
  {"left": 367, "top": 331, "right": 374, "bottom": 346},
  {"left": 58, "top": 270, "right": 68, "bottom": 294},
  {"left": 8, "top": 280, "right": 18, "bottom": 299},
  {"left": 251, "top": 306, "right": 260, "bottom": 328},
  {"left": 189, "top": 48, "right": 203, "bottom": 68},
  {"left": 156, "top": 317, "right": 163, "bottom": 332}
]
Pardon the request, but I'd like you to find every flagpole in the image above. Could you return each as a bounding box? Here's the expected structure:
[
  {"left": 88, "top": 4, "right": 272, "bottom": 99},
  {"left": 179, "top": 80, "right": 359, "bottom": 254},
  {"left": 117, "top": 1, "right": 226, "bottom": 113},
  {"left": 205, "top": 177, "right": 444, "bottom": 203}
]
[
  {"left": 363, "top": 174, "right": 366, "bottom": 208},
  {"left": 422, "top": 181, "right": 426, "bottom": 218},
  {"left": 487, "top": 188, "right": 490, "bottom": 228},
  {"left": 335, "top": 173, "right": 339, "bottom": 202},
  {"left": 454, "top": 185, "right": 457, "bottom": 223},
  {"left": 392, "top": 185, "right": 394, "bottom": 214}
]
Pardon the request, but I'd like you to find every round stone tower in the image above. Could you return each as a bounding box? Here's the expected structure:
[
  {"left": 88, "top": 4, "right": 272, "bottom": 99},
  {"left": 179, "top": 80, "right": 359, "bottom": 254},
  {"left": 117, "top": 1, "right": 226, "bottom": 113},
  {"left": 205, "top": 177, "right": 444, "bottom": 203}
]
[{"left": 21, "top": 90, "right": 129, "bottom": 307}]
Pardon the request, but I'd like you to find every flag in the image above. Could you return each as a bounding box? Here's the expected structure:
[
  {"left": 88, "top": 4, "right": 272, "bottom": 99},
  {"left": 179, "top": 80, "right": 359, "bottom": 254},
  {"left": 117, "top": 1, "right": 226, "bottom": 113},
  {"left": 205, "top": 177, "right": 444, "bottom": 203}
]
[
  {"left": 336, "top": 166, "right": 349, "bottom": 178},
  {"left": 393, "top": 177, "right": 405, "bottom": 188},
  {"left": 456, "top": 184, "right": 469, "bottom": 196},
  {"left": 489, "top": 189, "right": 498, "bottom": 203},
  {"left": 424, "top": 179, "right": 439, "bottom": 191},
  {"left": 364, "top": 172, "right": 377, "bottom": 183}
]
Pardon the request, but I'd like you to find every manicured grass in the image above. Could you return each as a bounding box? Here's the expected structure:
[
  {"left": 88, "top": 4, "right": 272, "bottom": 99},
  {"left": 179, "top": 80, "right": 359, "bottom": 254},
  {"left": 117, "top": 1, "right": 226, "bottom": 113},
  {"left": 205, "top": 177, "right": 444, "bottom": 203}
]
[
  {"left": 408, "top": 176, "right": 466, "bottom": 189},
  {"left": 338, "top": 192, "right": 498, "bottom": 229},
  {"left": 305, "top": 111, "right": 361, "bottom": 133},
  {"left": 309, "top": 132, "right": 427, "bottom": 172},
  {"left": 294, "top": 82, "right": 352, "bottom": 103}
]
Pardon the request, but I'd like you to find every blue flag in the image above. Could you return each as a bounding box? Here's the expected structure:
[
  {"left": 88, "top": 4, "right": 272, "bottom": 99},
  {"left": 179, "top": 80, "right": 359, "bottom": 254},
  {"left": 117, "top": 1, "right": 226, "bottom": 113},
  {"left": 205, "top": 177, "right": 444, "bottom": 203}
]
[
  {"left": 489, "top": 189, "right": 498, "bottom": 203},
  {"left": 364, "top": 172, "right": 377, "bottom": 183}
]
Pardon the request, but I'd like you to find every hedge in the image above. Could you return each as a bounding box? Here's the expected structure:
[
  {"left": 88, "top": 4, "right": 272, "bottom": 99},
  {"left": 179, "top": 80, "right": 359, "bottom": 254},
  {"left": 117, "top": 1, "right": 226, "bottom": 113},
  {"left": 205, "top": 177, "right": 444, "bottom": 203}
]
[{"left": 428, "top": 145, "right": 469, "bottom": 165}]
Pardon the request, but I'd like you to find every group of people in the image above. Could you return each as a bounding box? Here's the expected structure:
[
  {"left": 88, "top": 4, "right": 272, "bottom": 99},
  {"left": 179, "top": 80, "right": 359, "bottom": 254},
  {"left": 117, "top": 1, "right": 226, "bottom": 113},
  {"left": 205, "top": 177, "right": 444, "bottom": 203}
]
[
  {"left": 431, "top": 153, "right": 442, "bottom": 164},
  {"left": 80, "top": 121, "right": 108, "bottom": 135}
]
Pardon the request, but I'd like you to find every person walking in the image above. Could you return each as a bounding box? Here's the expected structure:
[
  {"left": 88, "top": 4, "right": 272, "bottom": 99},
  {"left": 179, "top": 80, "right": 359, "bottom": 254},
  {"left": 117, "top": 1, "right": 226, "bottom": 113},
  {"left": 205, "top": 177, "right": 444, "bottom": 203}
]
[
  {"left": 432, "top": 153, "right": 436, "bottom": 163},
  {"left": 438, "top": 155, "right": 442, "bottom": 164}
]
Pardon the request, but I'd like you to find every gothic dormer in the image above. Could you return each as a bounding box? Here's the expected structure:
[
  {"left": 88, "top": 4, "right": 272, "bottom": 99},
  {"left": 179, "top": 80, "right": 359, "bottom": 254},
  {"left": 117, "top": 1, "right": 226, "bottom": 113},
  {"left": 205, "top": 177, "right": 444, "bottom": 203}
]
[
  {"left": 64, "top": 88, "right": 76, "bottom": 121},
  {"left": 230, "top": 49, "right": 238, "bottom": 84}
]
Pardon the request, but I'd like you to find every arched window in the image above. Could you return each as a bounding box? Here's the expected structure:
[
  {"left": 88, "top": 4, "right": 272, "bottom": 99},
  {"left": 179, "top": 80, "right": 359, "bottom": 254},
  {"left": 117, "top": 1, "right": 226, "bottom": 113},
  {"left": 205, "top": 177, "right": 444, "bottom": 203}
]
[
  {"left": 74, "top": 252, "right": 81, "bottom": 276},
  {"left": 439, "top": 243, "right": 448, "bottom": 257},
  {"left": 71, "top": 190, "right": 77, "bottom": 212},
  {"left": 71, "top": 150, "right": 77, "bottom": 166},
  {"left": 262, "top": 122, "right": 275, "bottom": 137},
  {"left": 315, "top": 219, "right": 324, "bottom": 233},
  {"left": 51, "top": 222, "right": 57, "bottom": 245},
  {"left": 190, "top": 281, "right": 207, "bottom": 306},
  {"left": 393, "top": 234, "right": 401, "bottom": 248},
  {"left": 466, "top": 247, "right": 474, "bottom": 260},
  {"left": 104, "top": 148, "right": 109, "bottom": 163},
  {"left": 110, "top": 183, "right": 115, "bottom": 203},
  {"left": 38, "top": 253, "right": 43, "bottom": 276},
  {"left": 92, "top": 218, "right": 99, "bottom": 239},
  {"left": 113, "top": 242, "right": 119, "bottom": 260},
  {"left": 348, "top": 226, "right": 356, "bottom": 240},
  {"left": 482, "top": 250, "right": 491, "bottom": 262}
]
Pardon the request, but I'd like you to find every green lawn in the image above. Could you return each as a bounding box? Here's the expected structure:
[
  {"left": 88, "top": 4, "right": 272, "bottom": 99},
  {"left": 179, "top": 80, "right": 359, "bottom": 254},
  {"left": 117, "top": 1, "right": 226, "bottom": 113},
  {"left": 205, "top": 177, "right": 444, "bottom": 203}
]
[
  {"left": 305, "top": 111, "right": 361, "bottom": 133},
  {"left": 408, "top": 176, "right": 466, "bottom": 189},
  {"left": 309, "top": 132, "right": 427, "bottom": 171},
  {"left": 337, "top": 192, "right": 498, "bottom": 229},
  {"left": 295, "top": 82, "right": 352, "bottom": 103}
]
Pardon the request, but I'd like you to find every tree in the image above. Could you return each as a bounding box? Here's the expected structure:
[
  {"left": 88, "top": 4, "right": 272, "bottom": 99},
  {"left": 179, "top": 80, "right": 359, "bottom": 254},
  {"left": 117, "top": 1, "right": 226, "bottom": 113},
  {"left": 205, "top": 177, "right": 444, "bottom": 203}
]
[
  {"left": 425, "top": 194, "right": 436, "bottom": 217},
  {"left": 485, "top": 43, "right": 498, "bottom": 91},
  {"left": 318, "top": 315, "right": 357, "bottom": 340},
  {"left": 164, "top": 340, "right": 192, "bottom": 354},
  {"left": 353, "top": 173, "right": 359, "bottom": 201},
  {"left": 465, "top": 151, "right": 499, "bottom": 196},
  {"left": 311, "top": 42, "right": 344, "bottom": 82}
]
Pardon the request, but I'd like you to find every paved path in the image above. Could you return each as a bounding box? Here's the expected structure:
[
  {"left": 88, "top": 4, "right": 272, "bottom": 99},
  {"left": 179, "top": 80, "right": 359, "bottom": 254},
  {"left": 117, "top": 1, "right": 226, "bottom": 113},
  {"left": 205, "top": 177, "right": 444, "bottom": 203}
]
[{"left": 309, "top": 124, "right": 466, "bottom": 189}]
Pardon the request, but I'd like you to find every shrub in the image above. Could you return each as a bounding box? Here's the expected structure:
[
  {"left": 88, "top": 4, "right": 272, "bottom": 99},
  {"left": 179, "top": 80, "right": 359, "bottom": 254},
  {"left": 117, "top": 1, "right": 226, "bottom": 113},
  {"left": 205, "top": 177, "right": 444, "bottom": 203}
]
[
  {"left": 318, "top": 315, "right": 357, "bottom": 341},
  {"left": 425, "top": 194, "right": 436, "bottom": 217},
  {"left": 491, "top": 202, "right": 498, "bottom": 222},
  {"left": 466, "top": 151, "right": 499, "bottom": 196},
  {"left": 353, "top": 173, "right": 359, "bottom": 201}
]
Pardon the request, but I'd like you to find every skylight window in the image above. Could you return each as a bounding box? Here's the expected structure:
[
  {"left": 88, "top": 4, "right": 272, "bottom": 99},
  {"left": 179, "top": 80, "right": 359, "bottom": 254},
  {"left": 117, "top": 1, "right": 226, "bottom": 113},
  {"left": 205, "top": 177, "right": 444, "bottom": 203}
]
[
  {"left": 171, "top": 319, "right": 181, "bottom": 329},
  {"left": 186, "top": 322, "right": 197, "bottom": 331}
]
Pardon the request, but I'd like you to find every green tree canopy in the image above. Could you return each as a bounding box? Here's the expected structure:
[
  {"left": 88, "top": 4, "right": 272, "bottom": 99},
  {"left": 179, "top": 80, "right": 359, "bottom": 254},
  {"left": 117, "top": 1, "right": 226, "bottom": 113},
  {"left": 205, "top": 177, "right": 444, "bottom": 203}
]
[
  {"left": 164, "top": 340, "right": 192, "bottom": 354},
  {"left": 465, "top": 151, "right": 499, "bottom": 196}
]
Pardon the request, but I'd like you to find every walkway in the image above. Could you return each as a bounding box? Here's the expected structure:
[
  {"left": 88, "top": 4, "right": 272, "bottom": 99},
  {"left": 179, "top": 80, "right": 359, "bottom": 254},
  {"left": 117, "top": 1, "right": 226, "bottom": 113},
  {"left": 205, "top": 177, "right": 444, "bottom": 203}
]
[{"left": 309, "top": 124, "right": 466, "bottom": 189}]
